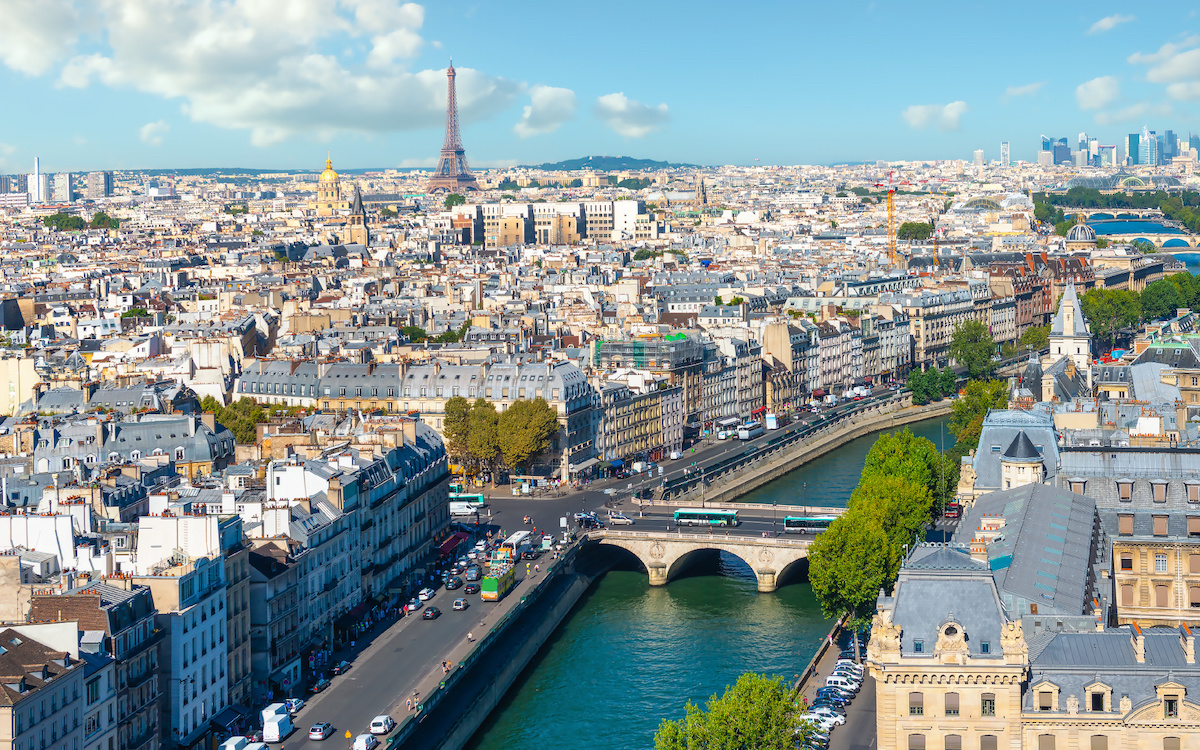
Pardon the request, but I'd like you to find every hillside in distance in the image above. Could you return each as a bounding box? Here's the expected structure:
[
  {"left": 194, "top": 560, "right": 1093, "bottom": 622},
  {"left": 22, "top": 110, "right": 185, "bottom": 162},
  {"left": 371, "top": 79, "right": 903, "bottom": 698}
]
[{"left": 529, "top": 155, "right": 697, "bottom": 171}]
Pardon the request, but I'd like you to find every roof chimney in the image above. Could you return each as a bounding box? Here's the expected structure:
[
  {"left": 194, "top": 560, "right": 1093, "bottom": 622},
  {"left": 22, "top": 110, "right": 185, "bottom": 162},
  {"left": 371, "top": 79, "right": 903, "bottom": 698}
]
[
  {"left": 1132, "top": 623, "right": 1145, "bottom": 663},
  {"left": 1182, "top": 624, "right": 1195, "bottom": 664}
]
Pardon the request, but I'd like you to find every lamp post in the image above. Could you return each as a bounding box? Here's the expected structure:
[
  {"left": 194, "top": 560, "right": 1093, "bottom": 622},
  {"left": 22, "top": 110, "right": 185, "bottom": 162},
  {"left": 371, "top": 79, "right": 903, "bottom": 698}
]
[{"left": 773, "top": 499, "right": 777, "bottom": 537}]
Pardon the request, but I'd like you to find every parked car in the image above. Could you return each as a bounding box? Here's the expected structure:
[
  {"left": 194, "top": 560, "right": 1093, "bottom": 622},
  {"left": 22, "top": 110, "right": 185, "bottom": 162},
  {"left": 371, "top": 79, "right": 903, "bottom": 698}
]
[
  {"left": 445, "top": 576, "right": 464, "bottom": 590},
  {"left": 422, "top": 606, "right": 441, "bottom": 620},
  {"left": 452, "top": 598, "right": 468, "bottom": 611},
  {"left": 464, "top": 582, "right": 480, "bottom": 595},
  {"left": 331, "top": 660, "right": 351, "bottom": 675},
  {"left": 815, "top": 686, "right": 852, "bottom": 702},
  {"left": 808, "top": 706, "right": 846, "bottom": 723},
  {"left": 308, "top": 723, "right": 333, "bottom": 741},
  {"left": 284, "top": 698, "right": 305, "bottom": 714},
  {"left": 309, "top": 678, "right": 330, "bottom": 694},
  {"left": 352, "top": 735, "right": 378, "bottom": 750},
  {"left": 368, "top": 716, "right": 395, "bottom": 735},
  {"left": 418, "top": 588, "right": 436, "bottom": 601}
]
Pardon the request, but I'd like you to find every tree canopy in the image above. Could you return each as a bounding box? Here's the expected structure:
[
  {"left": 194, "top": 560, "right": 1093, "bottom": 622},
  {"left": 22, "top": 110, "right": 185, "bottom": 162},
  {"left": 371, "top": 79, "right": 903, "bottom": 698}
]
[
  {"left": 950, "top": 320, "right": 997, "bottom": 378},
  {"left": 497, "top": 398, "right": 559, "bottom": 472},
  {"left": 1019, "top": 324, "right": 1049, "bottom": 352},
  {"left": 200, "top": 396, "right": 306, "bottom": 444},
  {"left": 862, "top": 428, "right": 954, "bottom": 513},
  {"left": 89, "top": 211, "right": 119, "bottom": 230},
  {"left": 654, "top": 673, "right": 803, "bottom": 750},
  {"left": 444, "top": 194, "right": 466, "bottom": 209},
  {"left": 897, "top": 221, "right": 933, "bottom": 241},
  {"left": 1079, "top": 288, "right": 1142, "bottom": 348},
  {"left": 906, "top": 366, "right": 956, "bottom": 405},
  {"left": 42, "top": 213, "right": 86, "bottom": 232},
  {"left": 948, "top": 379, "right": 1008, "bottom": 460},
  {"left": 1141, "top": 278, "right": 1184, "bottom": 321}
]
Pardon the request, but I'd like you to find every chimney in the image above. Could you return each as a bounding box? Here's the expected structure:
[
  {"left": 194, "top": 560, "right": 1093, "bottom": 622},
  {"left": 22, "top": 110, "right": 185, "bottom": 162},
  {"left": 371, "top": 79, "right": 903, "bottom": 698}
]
[
  {"left": 1132, "top": 623, "right": 1145, "bottom": 663},
  {"left": 1182, "top": 624, "right": 1195, "bottom": 664},
  {"left": 200, "top": 412, "right": 216, "bottom": 433}
]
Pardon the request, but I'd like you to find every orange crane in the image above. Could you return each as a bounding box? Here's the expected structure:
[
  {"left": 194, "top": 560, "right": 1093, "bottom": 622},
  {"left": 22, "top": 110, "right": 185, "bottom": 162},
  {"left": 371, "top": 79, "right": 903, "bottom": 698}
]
[{"left": 872, "top": 171, "right": 928, "bottom": 265}]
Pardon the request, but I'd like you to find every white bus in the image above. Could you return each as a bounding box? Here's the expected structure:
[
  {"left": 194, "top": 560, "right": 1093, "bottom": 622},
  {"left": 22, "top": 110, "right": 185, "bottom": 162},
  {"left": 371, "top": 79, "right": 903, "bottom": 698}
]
[
  {"left": 737, "top": 421, "right": 764, "bottom": 440},
  {"left": 715, "top": 417, "right": 741, "bottom": 440},
  {"left": 499, "top": 530, "right": 533, "bottom": 560}
]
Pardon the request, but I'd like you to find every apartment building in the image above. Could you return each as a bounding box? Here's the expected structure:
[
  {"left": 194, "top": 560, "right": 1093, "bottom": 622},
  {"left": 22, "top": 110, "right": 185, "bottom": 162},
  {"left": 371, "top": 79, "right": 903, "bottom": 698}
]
[{"left": 0, "top": 628, "right": 84, "bottom": 750}]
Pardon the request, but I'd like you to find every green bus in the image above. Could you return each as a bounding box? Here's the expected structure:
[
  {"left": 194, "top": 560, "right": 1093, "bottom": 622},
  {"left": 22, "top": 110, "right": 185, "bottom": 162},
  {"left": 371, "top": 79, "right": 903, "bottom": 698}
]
[
  {"left": 783, "top": 516, "right": 836, "bottom": 534},
  {"left": 673, "top": 509, "right": 740, "bottom": 527}
]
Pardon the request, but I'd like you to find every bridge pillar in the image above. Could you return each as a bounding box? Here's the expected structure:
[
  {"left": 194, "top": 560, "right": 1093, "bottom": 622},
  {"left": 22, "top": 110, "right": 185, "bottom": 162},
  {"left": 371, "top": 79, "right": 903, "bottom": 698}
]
[
  {"left": 755, "top": 568, "right": 778, "bottom": 593},
  {"left": 647, "top": 563, "right": 669, "bottom": 587}
]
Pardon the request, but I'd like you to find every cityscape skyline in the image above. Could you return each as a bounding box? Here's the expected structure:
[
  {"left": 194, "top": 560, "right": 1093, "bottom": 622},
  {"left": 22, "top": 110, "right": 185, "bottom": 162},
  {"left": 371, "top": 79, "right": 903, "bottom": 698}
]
[{"left": 4, "top": 1, "right": 1200, "bottom": 172}]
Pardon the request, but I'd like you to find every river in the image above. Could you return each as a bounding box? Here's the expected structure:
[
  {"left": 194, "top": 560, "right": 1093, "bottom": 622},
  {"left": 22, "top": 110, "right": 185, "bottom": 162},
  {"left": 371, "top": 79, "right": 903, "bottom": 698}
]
[{"left": 466, "top": 414, "right": 952, "bottom": 750}]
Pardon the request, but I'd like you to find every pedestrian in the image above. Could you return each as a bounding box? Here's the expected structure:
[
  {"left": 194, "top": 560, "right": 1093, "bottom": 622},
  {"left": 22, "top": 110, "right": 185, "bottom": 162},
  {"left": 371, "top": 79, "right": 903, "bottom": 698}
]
[
  {"left": 406, "top": 698, "right": 413, "bottom": 711},
  {"left": 467, "top": 632, "right": 475, "bottom": 642}
]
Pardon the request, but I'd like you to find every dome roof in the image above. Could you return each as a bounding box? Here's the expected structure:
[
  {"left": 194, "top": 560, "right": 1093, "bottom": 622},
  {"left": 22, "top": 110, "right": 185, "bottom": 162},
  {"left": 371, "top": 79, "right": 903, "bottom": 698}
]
[
  {"left": 1066, "top": 223, "right": 1096, "bottom": 243},
  {"left": 319, "top": 158, "right": 339, "bottom": 183},
  {"left": 1002, "top": 430, "right": 1042, "bottom": 462}
]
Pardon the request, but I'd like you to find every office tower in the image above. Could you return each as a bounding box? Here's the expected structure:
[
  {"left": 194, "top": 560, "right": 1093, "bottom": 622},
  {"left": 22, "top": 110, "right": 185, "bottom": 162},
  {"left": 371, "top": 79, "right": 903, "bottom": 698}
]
[
  {"left": 1165, "top": 130, "right": 1177, "bottom": 160},
  {"left": 86, "top": 171, "right": 113, "bottom": 199},
  {"left": 1191, "top": 134, "right": 1200, "bottom": 154},
  {"left": 973, "top": 149, "right": 985, "bottom": 166},
  {"left": 1128, "top": 133, "right": 1140, "bottom": 165},
  {"left": 426, "top": 61, "right": 479, "bottom": 192},
  {"left": 0, "top": 175, "right": 9, "bottom": 193},
  {"left": 35, "top": 173, "right": 51, "bottom": 203},
  {"left": 1041, "top": 135, "right": 1052, "bottom": 152},
  {"left": 1037, "top": 151, "right": 1055, "bottom": 167},
  {"left": 1140, "top": 126, "right": 1158, "bottom": 166},
  {"left": 999, "top": 141, "right": 1010, "bottom": 167},
  {"left": 1053, "top": 143, "right": 1071, "bottom": 165},
  {"left": 1078, "top": 132, "right": 1089, "bottom": 152},
  {"left": 32, "top": 157, "right": 41, "bottom": 202},
  {"left": 52, "top": 173, "right": 74, "bottom": 202}
]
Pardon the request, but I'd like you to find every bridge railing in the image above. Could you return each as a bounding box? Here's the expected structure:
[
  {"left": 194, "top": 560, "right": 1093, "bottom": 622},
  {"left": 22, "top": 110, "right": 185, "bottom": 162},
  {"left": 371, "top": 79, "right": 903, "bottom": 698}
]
[{"left": 587, "top": 529, "right": 812, "bottom": 547}]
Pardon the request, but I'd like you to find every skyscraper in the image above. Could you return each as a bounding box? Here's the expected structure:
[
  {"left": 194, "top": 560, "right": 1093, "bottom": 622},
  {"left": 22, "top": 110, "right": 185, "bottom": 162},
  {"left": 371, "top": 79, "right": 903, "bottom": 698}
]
[
  {"left": 999, "top": 141, "right": 1010, "bottom": 167},
  {"left": 1191, "top": 134, "right": 1200, "bottom": 154},
  {"left": 1041, "top": 135, "right": 1052, "bottom": 152},
  {"left": 32, "top": 157, "right": 41, "bottom": 202},
  {"left": 52, "top": 173, "right": 74, "bottom": 203},
  {"left": 426, "top": 61, "right": 479, "bottom": 192},
  {"left": 86, "top": 171, "right": 113, "bottom": 199},
  {"left": 1165, "top": 130, "right": 1177, "bottom": 160},
  {"left": 1140, "top": 126, "right": 1159, "bottom": 166},
  {"left": 973, "top": 149, "right": 985, "bottom": 166},
  {"left": 1128, "top": 133, "right": 1140, "bottom": 165}
]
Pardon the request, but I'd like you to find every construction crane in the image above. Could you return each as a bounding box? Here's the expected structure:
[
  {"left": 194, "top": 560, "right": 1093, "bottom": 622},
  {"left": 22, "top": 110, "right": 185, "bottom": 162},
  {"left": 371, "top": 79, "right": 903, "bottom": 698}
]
[{"left": 873, "top": 170, "right": 912, "bottom": 266}]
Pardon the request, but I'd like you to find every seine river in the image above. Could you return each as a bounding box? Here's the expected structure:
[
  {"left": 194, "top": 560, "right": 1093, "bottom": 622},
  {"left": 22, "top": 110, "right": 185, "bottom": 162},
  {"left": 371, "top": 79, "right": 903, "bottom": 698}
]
[{"left": 467, "top": 414, "right": 951, "bottom": 750}]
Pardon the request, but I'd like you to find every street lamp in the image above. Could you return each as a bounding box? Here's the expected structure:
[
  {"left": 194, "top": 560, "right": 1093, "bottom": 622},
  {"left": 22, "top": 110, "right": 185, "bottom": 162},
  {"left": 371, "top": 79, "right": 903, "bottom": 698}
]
[{"left": 773, "top": 500, "right": 777, "bottom": 537}]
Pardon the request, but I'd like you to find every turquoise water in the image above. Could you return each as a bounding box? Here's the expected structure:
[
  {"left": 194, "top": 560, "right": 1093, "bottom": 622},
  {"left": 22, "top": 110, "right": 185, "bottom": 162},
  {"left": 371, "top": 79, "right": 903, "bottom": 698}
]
[
  {"left": 467, "top": 414, "right": 952, "bottom": 750},
  {"left": 1089, "top": 220, "right": 1182, "bottom": 235}
]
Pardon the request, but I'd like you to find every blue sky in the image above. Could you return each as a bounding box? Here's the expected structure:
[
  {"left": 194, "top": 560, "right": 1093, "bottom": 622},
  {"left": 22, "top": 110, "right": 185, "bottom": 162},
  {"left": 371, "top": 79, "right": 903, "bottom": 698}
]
[{"left": 2, "top": 0, "right": 1200, "bottom": 172}]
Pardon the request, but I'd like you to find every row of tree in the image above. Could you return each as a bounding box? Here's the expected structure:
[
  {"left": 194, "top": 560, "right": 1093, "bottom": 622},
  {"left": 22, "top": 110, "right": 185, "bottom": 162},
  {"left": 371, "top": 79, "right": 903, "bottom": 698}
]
[
  {"left": 1080, "top": 271, "right": 1200, "bottom": 347},
  {"left": 200, "top": 396, "right": 307, "bottom": 444},
  {"left": 401, "top": 321, "right": 471, "bottom": 344},
  {"left": 905, "top": 366, "right": 957, "bottom": 405},
  {"left": 42, "top": 212, "right": 120, "bottom": 232},
  {"left": 654, "top": 673, "right": 815, "bottom": 750},
  {"left": 443, "top": 396, "right": 560, "bottom": 477},
  {"left": 897, "top": 221, "right": 933, "bottom": 241}
]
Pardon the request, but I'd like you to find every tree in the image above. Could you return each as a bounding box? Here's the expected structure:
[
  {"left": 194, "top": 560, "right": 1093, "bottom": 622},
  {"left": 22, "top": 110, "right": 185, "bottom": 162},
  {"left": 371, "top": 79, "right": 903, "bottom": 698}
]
[
  {"left": 949, "top": 380, "right": 1007, "bottom": 457},
  {"left": 42, "top": 213, "right": 86, "bottom": 232},
  {"left": 937, "top": 367, "right": 957, "bottom": 398},
  {"left": 400, "top": 325, "right": 427, "bottom": 343},
  {"left": 653, "top": 673, "right": 800, "bottom": 750},
  {"left": 1080, "top": 288, "right": 1141, "bottom": 348},
  {"left": 849, "top": 473, "right": 934, "bottom": 552},
  {"left": 808, "top": 515, "right": 896, "bottom": 626},
  {"left": 568, "top": 178, "right": 583, "bottom": 188},
  {"left": 121, "top": 307, "right": 149, "bottom": 318},
  {"left": 1142, "top": 278, "right": 1184, "bottom": 320},
  {"left": 497, "top": 179, "right": 519, "bottom": 191},
  {"left": 89, "top": 211, "right": 119, "bottom": 230},
  {"left": 443, "top": 194, "right": 466, "bottom": 209},
  {"left": 897, "top": 222, "right": 933, "bottom": 241},
  {"left": 950, "top": 320, "right": 996, "bottom": 378},
  {"left": 713, "top": 295, "right": 723, "bottom": 306},
  {"left": 1132, "top": 239, "right": 1157, "bottom": 254},
  {"left": 498, "top": 398, "right": 560, "bottom": 472},
  {"left": 727, "top": 297, "right": 745, "bottom": 306},
  {"left": 467, "top": 399, "right": 500, "bottom": 483},
  {"left": 1019, "top": 325, "right": 1049, "bottom": 352},
  {"left": 443, "top": 396, "right": 473, "bottom": 467},
  {"left": 906, "top": 368, "right": 934, "bottom": 405},
  {"left": 634, "top": 248, "right": 658, "bottom": 261},
  {"left": 862, "top": 429, "right": 951, "bottom": 514},
  {"left": 1096, "top": 238, "right": 1109, "bottom": 248},
  {"left": 379, "top": 206, "right": 397, "bottom": 218},
  {"left": 1167, "top": 271, "right": 1200, "bottom": 309}
]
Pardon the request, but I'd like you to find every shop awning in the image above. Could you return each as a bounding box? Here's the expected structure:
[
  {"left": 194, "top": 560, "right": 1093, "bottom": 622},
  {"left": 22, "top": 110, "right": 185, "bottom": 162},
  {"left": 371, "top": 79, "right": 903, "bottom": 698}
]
[
  {"left": 438, "top": 532, "right": 470, "bottom": 555},
  {"left": 610, "top": 459, "right": 624, "bottom": 469},
  {"left": 570, "top": 457, "right": 600, "bottom": 472}
]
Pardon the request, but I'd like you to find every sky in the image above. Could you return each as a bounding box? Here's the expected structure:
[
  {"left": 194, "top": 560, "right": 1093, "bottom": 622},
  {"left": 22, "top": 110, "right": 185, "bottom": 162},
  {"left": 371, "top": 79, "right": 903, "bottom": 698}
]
[{"left": 2, "top": 0, "right": 1200, "bottom": 173}]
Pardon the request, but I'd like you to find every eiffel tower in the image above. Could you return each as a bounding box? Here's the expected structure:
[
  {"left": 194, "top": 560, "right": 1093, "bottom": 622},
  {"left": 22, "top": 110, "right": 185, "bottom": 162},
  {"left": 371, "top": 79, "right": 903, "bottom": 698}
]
[{"left": 427, "top": 60, "right": 479, "bottom": 192}]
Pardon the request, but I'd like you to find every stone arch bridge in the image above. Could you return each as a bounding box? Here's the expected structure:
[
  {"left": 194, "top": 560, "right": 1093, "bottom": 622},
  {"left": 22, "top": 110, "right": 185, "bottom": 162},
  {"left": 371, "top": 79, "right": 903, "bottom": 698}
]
[{"left": 586, "top": 529, "right": 813, "bottom": 592}]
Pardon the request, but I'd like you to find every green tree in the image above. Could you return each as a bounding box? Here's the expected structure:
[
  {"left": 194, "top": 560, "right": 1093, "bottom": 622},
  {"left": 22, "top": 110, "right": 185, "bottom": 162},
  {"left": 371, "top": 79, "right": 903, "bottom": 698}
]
[
  {"left": 1132, "top": 239, "right": 1157, "bottom": 254},
  {"left": 808, "top": 515, "right": 897, "bottom": 627},
  {"left": 400, "top": 325, "right": 427, "bottom": 343},
  {"left": 1019, "top": 325, "right": 1050, "bottom": 352},
  {"left": 497, "top": 179, "right": 520, "bottom": 191},
  {"left": 89, "top": 211, "right": 119, "bottom": 229},
  {"left": 121, "top": 307, "right": 150, "bottom": 318},
  {"left": 1142, "top": 278, "right": 1185, "bottom": 320},
  {"left": 850, "top": 473, "right": 934, "bottom": 552},
  {"left": 634, "top": 248, "right": 658, "bottom": 261},
  {"left": 862, "top": 429, "right": 951, "bottom": 514},
  {"left": 1053, "top": 216, "right": 1077, "bottom": 236},
  {"left": 906, "top": 368, "right": 933, "bottom": 405},
  {"left": 379, "top": 206, "right": 397, "bottom": 218},
  {"left": 498, "top": 398, "right": 560, "bottom": 472},
  {"left": 467, "top": 399, "right": 501, "bottom": 484},
  {"left": 897, "top": 222, "right": 933, "bottom": 241},
  {"left": 727, "top": 297, "right": 745, "bottom": 306},
  {"left": 568, "top": 178, "right": 583, "bottom": 188},
  {"left": 937, "top": 367, "right": 957, "bottom": 397},
  {"left": 443, "top": 194, "right": 466, "bottom": 209},
  {"left": 1001, "top": 342, "right": 1017, "bottom": 358},
  {"left": 713, "top": 295, "right": 723, "bottom": 306},
  {"left": 42, "top": 213, "right": 87, "bottom": 231},
  {"left": 443, "top": 396, "right": 473, "bottom": 467},
  {"left": 950, "top": 319, "right": 997, "bottom": 378},
  {"left": 1167, "top": 271, "right": 1200, "bottom": 309},
  {"left": 653, "top": 673, "right": 801, "bottom": 750},
  {"left": 1080, "top": 288, "right": 1142, "bottom": 348},
  {"left": 1096, "top": 238, "right": 1109, "bottom": 249},
  {"left": 949, "top": 380, "right": 1008, "bottom": 457}
]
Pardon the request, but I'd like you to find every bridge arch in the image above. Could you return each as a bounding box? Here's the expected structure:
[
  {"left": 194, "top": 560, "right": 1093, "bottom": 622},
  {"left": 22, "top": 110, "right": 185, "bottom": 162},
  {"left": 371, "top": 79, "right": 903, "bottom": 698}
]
[
  {"left": 1091, "top": 212, "right": 1114, "bottom": 220},
  {"left": 1163, "top": 238, "right": 1192, "bottom": 248}
]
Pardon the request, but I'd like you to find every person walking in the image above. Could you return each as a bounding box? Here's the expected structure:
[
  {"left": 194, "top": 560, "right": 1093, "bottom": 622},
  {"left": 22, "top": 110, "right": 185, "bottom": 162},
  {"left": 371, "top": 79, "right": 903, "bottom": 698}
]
[{"left": 467, "top": 632, "right": 475, "bottom": 642}]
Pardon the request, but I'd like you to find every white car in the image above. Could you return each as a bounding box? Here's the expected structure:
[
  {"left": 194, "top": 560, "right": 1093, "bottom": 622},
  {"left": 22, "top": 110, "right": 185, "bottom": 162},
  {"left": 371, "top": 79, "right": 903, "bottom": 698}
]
[
  {"left": 368, "top": 715, "right": 395, "bottom": 735},
  {"left": 798, "top": 714, "right": 839, "bottom": 733},
  {"left": 608, "top": 512, "right": 634, "bottom": 526},
  {"left": 417, "top": 588, "right": 435, "bottom": 601},
  {"left": 808, "top": 707, "right": 846, "bottom": 725}
]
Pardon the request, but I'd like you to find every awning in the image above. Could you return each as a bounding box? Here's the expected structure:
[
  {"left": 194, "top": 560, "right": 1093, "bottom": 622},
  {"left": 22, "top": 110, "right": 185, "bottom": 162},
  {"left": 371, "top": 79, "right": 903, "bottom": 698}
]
[
  {"left": 610, "top": 459, "right": 624, "bottom": 469},
  {"left": 752, "top": 406, "right": 766, "bottom": 415},
  {"left": 570, "top": 457, "right": 599, "bottom": 472},
  {"left": 210, "top": 705, "right": 248, "bottom": 731},
  {"left": 438, "top": 532, "right": 470, "bottom": 555}
]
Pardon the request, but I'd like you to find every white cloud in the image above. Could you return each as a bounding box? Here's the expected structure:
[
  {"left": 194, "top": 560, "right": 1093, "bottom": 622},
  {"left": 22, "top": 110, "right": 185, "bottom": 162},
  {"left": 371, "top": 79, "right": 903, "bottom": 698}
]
[
  {"left": 1075, "top": 76, "right": 1119, "bottom": 110},
  {"left": 1127, "top": 36, "right": 1200, "bottom": 66},
  {"left": 0, "top": 144, "right": 16, "bottom": 156},
  {"left": 5, "top": 0, "right": 523, "bottom": 147},
  {"left": 139, "top": 120, "right": 170, "bottom": 146},
  {"left": 514, "top": 85, "right": 576, "bottom": 137},
  {"left": 1126, "top": 36, "right": 1200, "bottom": 101},
  {"left": 901, "top": 101, "right": 968, "bottom": 131},
  {"left": 1003, "top": 82, "right": 1044, "bottom": 98},
  {"left": 594, "top": 92, "right": 669, "bottom": 137},
  {"left": 1094, "top": 101, "right": 1172, "bottom": 125},
  {"left": 1088, "top": 13, "right": 1134, "bottom": 34}
]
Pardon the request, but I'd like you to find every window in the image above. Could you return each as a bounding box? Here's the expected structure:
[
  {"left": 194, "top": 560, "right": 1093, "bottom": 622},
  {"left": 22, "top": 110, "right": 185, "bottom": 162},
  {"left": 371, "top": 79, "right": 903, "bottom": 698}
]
[
  {"left": 1119, "top": 482, "right": 1133, "bottom": 501},
  {"left": 1091, "top": 737, "right": 1108, "bottom": 750},
  {"left": 913, "top": 639, "right": 923, "bottom": 653},
  {"left": 1191, "top": 586, "right": 1200, "bottom": 608},
  {"left": 945, "top": 692, "right": 959, "bottom": 716},
  {"left": 981, "top": 641, "right": 991, "bottom": 654},
  {"left": 1157, "top": 553, "right": 1169, "bottom": 573},
  {"left": 1189, "top": 517, "right": 1200, "bottom": 537},
  {"left": 1121, "top": 554, "right": 1134, "bottom": 571},
  {"left": 1121, "top": 585, "right": 1134, "bottom": 606},
  {"left": 1039, "top": 691, "right": 1053, "bottom": 711},
  {"left": 945, "top": 736, "right": 961, "bottom": 750},
  {"left": 1070, "top": 480, "right": 1086, "bottom": 494},
  {"left": 1039, "top": 735, "right": 1056, "bottom": 750},
  {"left": 1119, "top": 515, "right": 1134, "bottom": 536},
  {"left": 1188, "top": 485, "right": 1200, "bottom": 504},
  {"left": 1154, "top": 516, "right": 1169, "bottom": 537},
  {"left": 981, "top": 737, "right": 998, "bottom": 750},
  {"left": 1165, "top": 697, "right": 1179, "bottom": 718},
  {"left": 1156, "top": 585, "right": 1170, "bottom": 608},
  {"left": 981, "top": 693, "right": 996, "bottom": 716},
  {"left": 1164, "top": 740, "right": 1180, "bottom": 750},
  {"left": 908, "top": 734, "right": 925, "bottom": 750},
  {"left": 1153, "top": 483, "right": 1168, "bottom": 503},
  {"left": 908, "top": 692, "right": 923, "bottom": 716},
  {"left": 1092, "top": 692, "right": 1104, "bottom": 711}
]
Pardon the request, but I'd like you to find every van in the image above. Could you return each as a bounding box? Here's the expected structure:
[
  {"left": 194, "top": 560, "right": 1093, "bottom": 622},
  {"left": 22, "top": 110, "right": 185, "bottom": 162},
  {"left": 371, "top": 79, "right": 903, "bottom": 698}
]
[
  {"left": 824, "top": 675, "right": 858, "bottom": 693},
  {"left": 262, "top": 715, "right": 294, "bottom": 743},
  {"left": 260, "top": 703, "right": 287, "bottom": 724},
  {"left": 352, "top": 735, "right": 379, "bottom": 750},
  {"left": 669, "top": 451, "right": 683, "bottom": 460},
  {"left": 369, "top": 716, "right": 395, "bottom": 735}
]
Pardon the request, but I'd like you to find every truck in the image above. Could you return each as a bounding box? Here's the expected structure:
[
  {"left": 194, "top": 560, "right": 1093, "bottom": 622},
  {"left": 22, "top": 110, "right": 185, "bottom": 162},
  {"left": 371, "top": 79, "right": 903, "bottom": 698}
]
[
  {"left": 261, "top": 704, "right": 287, "bottom": 724},
  {"left": 481, "top": 563, "right": 516, "bottom": 601},
  {"left": 765, "top": 413, "right": 790, "bottom": 430}
]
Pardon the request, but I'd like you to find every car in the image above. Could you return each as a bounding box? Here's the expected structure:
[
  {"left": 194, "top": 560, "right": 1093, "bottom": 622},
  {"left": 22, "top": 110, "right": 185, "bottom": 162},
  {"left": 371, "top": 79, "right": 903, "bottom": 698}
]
[
  {"left": 418, "top": 588, "right": 435, "bottom": 601},
  {"left": 452, "top": 598, "right": 468, "bottom": 611},
  {"left": 799, "top": 714, "right": 840, "bottom": 732},
  {"left": 521, "top": 549, "right": 541, "bottom": 560},
  {"left": 309, "top": 678, "right": 330, "bottom": 694},
  {"left": 406, "top": 597, "right": 421, "bottom": 613},
  {"left": 830, "top": 669, "right": 862, "bottom": 685},
  {"left": 285, "top": 697, "right": 305, "bottom": 713},
  {"left": 810, "top": 700, "right": 846, "bottom": 715},
  {"left": 445, "top": 576, "right": 464, "bottom": 590},
  {"left": 353, "top": 734, "right": 379, "bottom": 750},
  {"left": 608, "top": 512, "right": 634, "bottom": 525},
  {"left": 812, "top": 693, "right": 850, "bottom": 708},
  {"left": 308, "top": 722, "right": 333, "bottom": 740},
  {"left": 449, "top": 562, "right": 466, "bottom": 575},
  {"left": 831, "top": 666, "right": 862, "bottom": 681},
  {"left": 422, "top": 606, "right": 441, "bottom": 620},
  {"left": 368, "top": 716, "right": 395, "bottom": 735},
  {"left": 815, "top": 686, "right": 852, "bottom": 701},
  {"left": 331, "top": 660, "right": 351, "bottom": 675},
  {"left": 809, "top": 706, "right": 846, "bottom": 723},
  {"left": 463, "top": 582, "right": 480, "bottom": 594},
  {"left": 464, "top": 566, "right": 482, "bottom": 581}
]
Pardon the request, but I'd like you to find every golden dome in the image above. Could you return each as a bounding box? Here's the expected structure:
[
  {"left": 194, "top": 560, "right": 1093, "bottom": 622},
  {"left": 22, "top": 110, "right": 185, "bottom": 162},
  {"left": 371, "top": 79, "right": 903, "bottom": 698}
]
[{"left": 319, "top": 157, "right": 339, "bottom": 182}]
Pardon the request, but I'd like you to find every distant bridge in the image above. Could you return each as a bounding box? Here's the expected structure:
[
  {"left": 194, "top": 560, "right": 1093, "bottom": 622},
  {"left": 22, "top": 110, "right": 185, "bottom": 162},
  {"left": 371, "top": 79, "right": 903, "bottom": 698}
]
[{"left": 586, "top": 529, "right": 814, "bottom": 593}]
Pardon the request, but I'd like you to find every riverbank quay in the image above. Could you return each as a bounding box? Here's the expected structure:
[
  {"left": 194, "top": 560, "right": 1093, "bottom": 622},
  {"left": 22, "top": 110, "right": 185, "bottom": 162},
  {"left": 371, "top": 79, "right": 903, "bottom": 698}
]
[{"left": 668, "top": 399, "right": 954, "bottom": 505}]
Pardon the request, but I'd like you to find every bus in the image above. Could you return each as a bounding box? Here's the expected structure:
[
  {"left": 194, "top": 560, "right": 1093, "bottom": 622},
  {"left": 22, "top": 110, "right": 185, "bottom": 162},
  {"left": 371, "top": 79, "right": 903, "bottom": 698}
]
[
  {"left": 673, "top": 509, "right": 740, "bottom": 527},
  {"left": 499, "top": 530, "right": 533, "bottom": 559},
  {"left": 737, "top": 421, "right": 764, "bottom": 440},
  {"left": 783, "top": 516, "right": 836, "bottom": 534},
  {"left": 481, "top": 564, "right": 515, "bottom": 601},
  {"left": 715, "top": 417, "right": 741, "bottom": 440}
]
